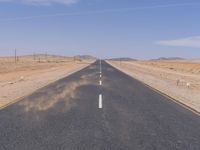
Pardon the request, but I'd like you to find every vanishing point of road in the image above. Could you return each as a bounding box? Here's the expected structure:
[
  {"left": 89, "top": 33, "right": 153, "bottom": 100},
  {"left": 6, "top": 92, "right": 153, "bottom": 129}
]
[{"left": 0, "top": 60, "right": 200, "bottom": 150}]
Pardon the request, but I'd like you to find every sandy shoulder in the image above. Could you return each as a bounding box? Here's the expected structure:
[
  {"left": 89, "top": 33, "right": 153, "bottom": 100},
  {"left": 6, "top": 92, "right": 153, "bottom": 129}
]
[
  {"left": 107, "top": 60, "right": 200, "bottom": 113},
  {"left": 0, "top": 61, "right": 92, "bottom": 109}
]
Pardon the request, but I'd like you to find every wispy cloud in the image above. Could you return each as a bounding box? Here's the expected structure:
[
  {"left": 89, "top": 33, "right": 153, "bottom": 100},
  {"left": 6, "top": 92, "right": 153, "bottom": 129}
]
[
  {"left": 0, "top": 2, "right": 200, "bottom": 21},
  {"left": 0, "top": 0, "right": 78, "bottom": 5},
  {"left": 157, "top": 36, "right": 200, "bottom": 48}
]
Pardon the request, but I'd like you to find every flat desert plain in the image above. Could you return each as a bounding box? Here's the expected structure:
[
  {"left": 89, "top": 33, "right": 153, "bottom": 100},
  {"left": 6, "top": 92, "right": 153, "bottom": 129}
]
[
  {"left": 0, "top": 55, "right": 93, "bottom": 108},
  {"left": 108, "top": 60, "right": 200, "bottom": 113}
]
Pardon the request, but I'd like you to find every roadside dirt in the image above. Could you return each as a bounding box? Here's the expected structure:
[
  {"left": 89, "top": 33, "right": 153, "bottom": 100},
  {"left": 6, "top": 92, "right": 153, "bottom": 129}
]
[
  {"left": 0, "top": 55, "right": 93, "bottom": 108},
  {"left": 108, "top": 60, "right": 200, "bottom": 113}
]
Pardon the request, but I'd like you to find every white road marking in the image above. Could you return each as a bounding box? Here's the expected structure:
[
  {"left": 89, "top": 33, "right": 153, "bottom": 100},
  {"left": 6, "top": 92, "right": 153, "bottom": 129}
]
[
  {"left": 99, "top": 59, "right": 102, "bottom": 74},
  {"left": 99, "top": 94, "right": 102, "bottom": 108},
  {"left": 98, "top": 60, "right": 103, "bottom": 109}
]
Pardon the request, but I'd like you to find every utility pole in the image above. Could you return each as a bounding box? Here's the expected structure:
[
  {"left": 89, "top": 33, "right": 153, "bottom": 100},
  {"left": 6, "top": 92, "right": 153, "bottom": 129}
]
[
  {"left": 45, "top": 52, "right": 47, "bottom": 61},
  {"left": 33, "top": 53, "right": 36, "bottom": 61},
  {"left": 15, "top": 49, "right": 17, "bottom": 64}
]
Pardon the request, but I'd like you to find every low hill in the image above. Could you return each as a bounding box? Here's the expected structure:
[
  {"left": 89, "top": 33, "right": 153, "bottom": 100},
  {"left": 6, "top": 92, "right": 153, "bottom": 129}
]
[
  {"left": 151, "top": 57, "right": 185, "bottom": 61},
  {"left": 74, "top": 55, "right": 96, "bottom": 60}
]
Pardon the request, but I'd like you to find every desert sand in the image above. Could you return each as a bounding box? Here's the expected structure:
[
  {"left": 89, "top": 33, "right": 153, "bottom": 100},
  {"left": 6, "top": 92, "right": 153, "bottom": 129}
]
[
  {"left": 108, "top": 60, "right": 200, "bottom": 113},
  {"left": 0, "top": 55, "right": 93, "bottom": 108}
]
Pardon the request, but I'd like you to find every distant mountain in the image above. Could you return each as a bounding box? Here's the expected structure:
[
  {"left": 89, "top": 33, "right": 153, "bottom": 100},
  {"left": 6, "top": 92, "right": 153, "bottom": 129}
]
[
  {"left": 108, "top": 57, "right": 137, "bottom": 61},
  {"left": 151, "top": 57, "right": 185, "bottom": 61},
  {"left": 74, "top": 55, "right": 96, "bottom": 60}
]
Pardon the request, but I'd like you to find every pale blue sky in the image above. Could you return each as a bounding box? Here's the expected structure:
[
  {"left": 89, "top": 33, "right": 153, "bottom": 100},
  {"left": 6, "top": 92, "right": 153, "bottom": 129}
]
[{"left": 0, "top": 0, "right": 200, "bottom": 59}]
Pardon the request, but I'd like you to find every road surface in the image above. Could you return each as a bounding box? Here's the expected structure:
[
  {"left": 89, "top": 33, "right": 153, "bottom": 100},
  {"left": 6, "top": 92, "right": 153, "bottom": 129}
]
[{"left": 0, "top": 60, "right": 200, "bottom": 150}]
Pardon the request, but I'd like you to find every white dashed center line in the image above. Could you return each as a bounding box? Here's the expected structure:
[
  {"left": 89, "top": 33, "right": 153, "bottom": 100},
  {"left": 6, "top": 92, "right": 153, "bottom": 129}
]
[
  {"left": 98, "top": 59, "right": 103, "bottom": 109},
  {"left": 99, "top": 60, "right": 102, "bottom": 76},
  {"left": 99, "top": 94, "right": 102, "bottom": 109},
  {"left": 99, "top": 80, "right": 102, "bottom": 85}
]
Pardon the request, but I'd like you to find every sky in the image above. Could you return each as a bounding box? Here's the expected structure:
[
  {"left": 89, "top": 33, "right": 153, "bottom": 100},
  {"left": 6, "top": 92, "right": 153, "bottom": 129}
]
[{"left": 0, "top": 0, "right": 200, "bottom": 59}]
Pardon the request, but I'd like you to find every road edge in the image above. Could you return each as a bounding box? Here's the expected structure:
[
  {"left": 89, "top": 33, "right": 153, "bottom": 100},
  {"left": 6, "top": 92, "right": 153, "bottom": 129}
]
[
  {"left": 0, "top": 62, "right": 94, "bottom": 111},
  {"left": 106, "top": 60, "right": 200, "bottom": 116}
]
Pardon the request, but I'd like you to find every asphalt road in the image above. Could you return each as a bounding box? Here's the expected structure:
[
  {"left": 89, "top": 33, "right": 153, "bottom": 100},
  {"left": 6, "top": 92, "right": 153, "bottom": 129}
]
[{"left": 1, "top": 60, "right": 200, "bottom": 150}]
